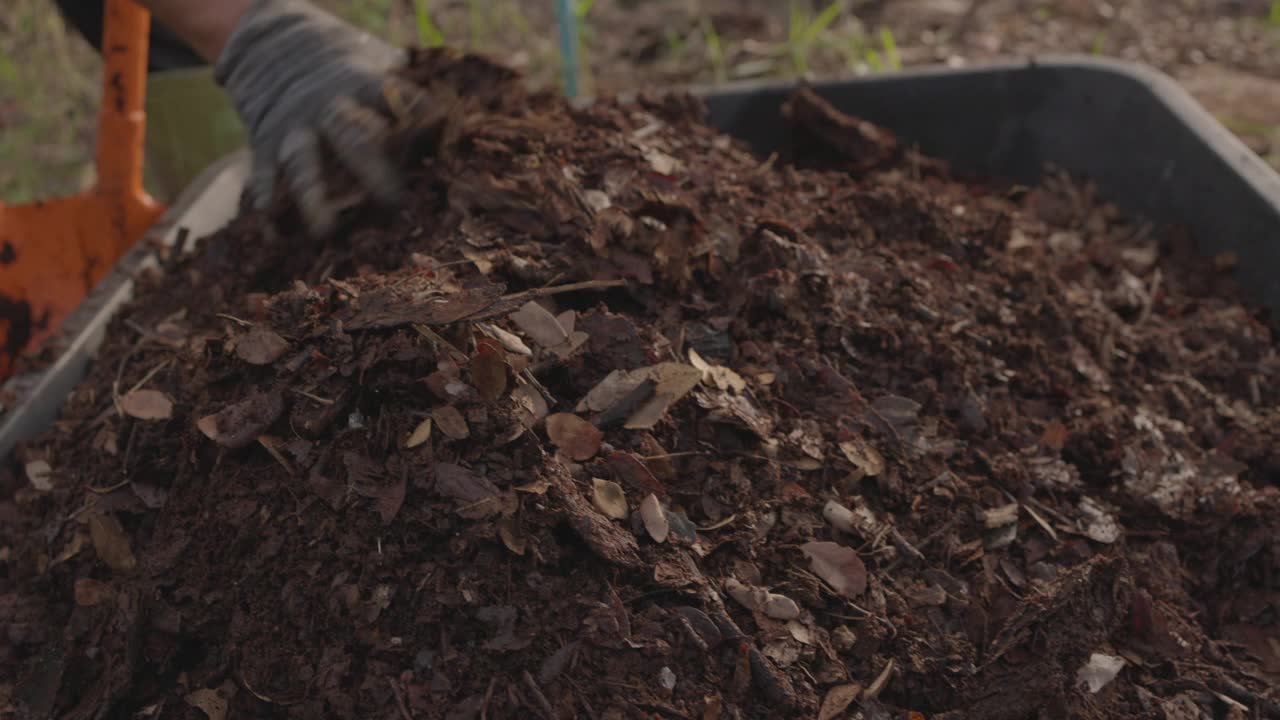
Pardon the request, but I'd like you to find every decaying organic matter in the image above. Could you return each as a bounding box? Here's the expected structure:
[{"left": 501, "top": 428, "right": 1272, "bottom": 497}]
[{"left": 3, "top": 49, "right": 1278, "bottom": 720}]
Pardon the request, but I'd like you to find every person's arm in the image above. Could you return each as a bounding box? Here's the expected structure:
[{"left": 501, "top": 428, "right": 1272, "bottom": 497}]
[
  {"left": 136, "top": 0, "right": 252, "bottom": 63},
  {"left": 136, "top": 0, "right": 428, "bottom": 237}
]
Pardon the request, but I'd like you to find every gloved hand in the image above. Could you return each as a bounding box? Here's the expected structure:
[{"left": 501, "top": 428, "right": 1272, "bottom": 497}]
[{"left": 214, "top": 0, "right": 427, "bottom": 236}]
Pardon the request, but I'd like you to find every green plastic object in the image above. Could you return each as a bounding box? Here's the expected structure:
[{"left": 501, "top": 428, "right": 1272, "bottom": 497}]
[{"left": 143, "top": 66, "right": 247, "bottom": 202}]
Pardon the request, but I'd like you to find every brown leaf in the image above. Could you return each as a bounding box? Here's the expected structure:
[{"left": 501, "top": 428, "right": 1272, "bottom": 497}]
[
  {"left": 498, "top": 516, "right": 527, "bottom": 555},
  {"left": 185, "top": 686, "right": 232, "bottom": 720},
  {"left": 838, "top": 435, "right": 884, "bottom": 477},
  {"left": 471, "top": 339, "right": 509, "bottom": 402},
  {"left": 512, "top": 383, "right": 550, "bottom": 429},
  {"left": 689, "top": 348, "right": 747, "bottom": 393},
  {"left": 405, "top": 418, "right": 433, "bottom": 448},
  {"left": 121, "top": 389, "right": 174, "bottom": 421},
  {"left": 640, "top": 494, "right": 669, "bottom": 543},
  {"left": 606, "top": 451, "right": 667, "bottom": 497},
  {"left": 435, "top": 462, "right": 513, "bottom": 519},
  {"left": 579, "top": 363, "right": 701, "bottom": 430},
  {"left": 25, "top": 460, "right": 53, "bottom": 491},
  {"left": 88, "top": 513, "right": 137, "bottom": 572},
  {"left": 817, "top": 683, "right": 862, "bottom": 720},
  {"left": 591, "top": 478, "right": 628, "bottom": 520},
  {"left": 510, "top": 300, "right": 569, "bottom": 348},
  {"left": 801, "top": 541, "right": 867, "bottom": 597},
  {"left": 197, "top": 391, "right": 285, "bottom": 449},
  {"left": 1041, "top": 421, "right": 1069, "bottom": 450},
  {"left": 435, "top": 462, "right": 500, "bottom": 504},
  {"left": 625, "top": 363, "right": 702, "bottom": 430},
  {"left": 546, "top": 413, "right": 604, "bottom": 461},
  {"left": 74, "top": 578, "right": 112, "bottom": 607},
  {"left": 235, "top": 327, "right": 290, "bottom": 365},
  {"left": 433, "top": 405, "right": 470, "bottom": 440}
]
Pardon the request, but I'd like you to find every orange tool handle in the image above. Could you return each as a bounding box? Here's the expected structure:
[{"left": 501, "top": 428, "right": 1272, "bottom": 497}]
[
  {"left": 97, "top": 0, "right": 163, "bottom": 257},
  {"left": 0, "top": 0, "right": 161, "bottom": 378}
]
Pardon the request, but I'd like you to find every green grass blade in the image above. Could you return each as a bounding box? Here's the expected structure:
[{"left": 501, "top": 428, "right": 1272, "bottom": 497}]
[
  {"left": 412, "top": 0, "right": 446, "bottom": 47},
  {"left": 879, "top": 27, "right": 901, "bottom": 70},
  {"left": 806, "top": 1, "right": 846, "bottom": 43}
]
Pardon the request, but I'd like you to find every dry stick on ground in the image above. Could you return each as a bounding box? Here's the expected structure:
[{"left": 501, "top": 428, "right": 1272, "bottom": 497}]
[
  {"left": 389, "top": 677, "right": 413, "bottom": 720},
  {"left": 469, "top": 279, "right": 627, "bottom": 322},
  {"left": 522, "top": 670, "right": 557, "bottom": 720}
]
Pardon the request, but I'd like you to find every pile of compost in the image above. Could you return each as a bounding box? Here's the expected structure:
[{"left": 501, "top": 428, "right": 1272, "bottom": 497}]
[{"left": 3, "top": 49, "right": 1278, "bottom": 720}]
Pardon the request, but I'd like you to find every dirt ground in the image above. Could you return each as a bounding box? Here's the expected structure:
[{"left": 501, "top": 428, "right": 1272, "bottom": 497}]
[{"left": 2, "top": 46, "right": 1277, "bottom": 719}]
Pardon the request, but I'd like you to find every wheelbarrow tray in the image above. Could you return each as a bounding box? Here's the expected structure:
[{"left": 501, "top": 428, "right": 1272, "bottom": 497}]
[{"left": 3, "top": 55, "right": 1279, "bottom": 462}]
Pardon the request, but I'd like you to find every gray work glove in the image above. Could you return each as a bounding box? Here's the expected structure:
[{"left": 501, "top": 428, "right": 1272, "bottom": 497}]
[{"left": 214, "top": 0, "right": 427, "bottom": 236}]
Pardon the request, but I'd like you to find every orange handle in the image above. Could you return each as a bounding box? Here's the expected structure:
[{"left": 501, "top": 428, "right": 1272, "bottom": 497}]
[
  {"left": 96, "top": 0, "right": 163, "bottom": 257},
  {"left": 0, "top": 0, "right": 163, "bottom": 378}
]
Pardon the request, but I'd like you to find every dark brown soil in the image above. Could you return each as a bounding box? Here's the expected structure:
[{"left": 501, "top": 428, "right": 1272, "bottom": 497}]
[{"left": 3, "top": 48, "right": 1279, "bottom": 720}]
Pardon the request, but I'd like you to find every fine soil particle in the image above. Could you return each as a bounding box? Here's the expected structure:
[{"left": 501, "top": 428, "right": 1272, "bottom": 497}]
[{"left": 3, "top": 49, "right": 1278, "bottom": 720}]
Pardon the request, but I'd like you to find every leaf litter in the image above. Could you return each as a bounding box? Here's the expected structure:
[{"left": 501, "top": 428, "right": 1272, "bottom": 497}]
[{"left": 2, "top": 47, "right": 1278, "bottom": 720}]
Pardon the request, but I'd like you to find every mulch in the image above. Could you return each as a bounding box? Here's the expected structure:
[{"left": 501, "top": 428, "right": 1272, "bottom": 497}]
[{"left": 3, "top": 48, "right": 1278, "bottom": 720}]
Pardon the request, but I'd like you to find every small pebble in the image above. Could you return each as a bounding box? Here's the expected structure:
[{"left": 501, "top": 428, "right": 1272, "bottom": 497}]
[
  {"left": 658, "top": 666, "right": 676, "bottom": 691},
  {"left": 832, "top": 625, "right": 857, "bottom": 652}
]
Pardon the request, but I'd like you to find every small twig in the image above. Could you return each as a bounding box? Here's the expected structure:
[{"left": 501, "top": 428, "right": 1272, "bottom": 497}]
[
  {"left": 125, "top": 359, "right": 173, "bottom": 398},
  {"left": 888, "top": 526, "right": 926, "bottom": 565},
  {"left": 291, "top": 388, "right": 335, "bottom": 406},
  {"left": 1210, "top": 677, "right": 1280, "bottom": 718},
  {"left": 1137, "top": 268, "right": 1163, "bottom": 325},
  {"left": 642, "top": 451, "right": 706, "bottom": 461},
  {"left": 480, "top": 677, "right": 497, "bottom": 720},
  {"left": 1021, "top": 500, "right": 1061, "bottom": 544},
  {"left": 389, "top": 677, "right": 414, "bottom": 720},
  {"left": 470, "top": 279, "right": 627, "bottom": 322},
  {"left": 216, "top": 313, "right": 255, "bottom": 328},
  {"left": 522, "top": 670, "right": 557, "bottom": 720},
  {"left": 85, "top": 479, "right": 130, "bottom": 494}
]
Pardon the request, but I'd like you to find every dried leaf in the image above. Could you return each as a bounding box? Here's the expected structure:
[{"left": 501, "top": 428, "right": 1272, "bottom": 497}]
[
  {"left": 88, "top": 513, "right": 137, "bottom": 572},
  {"left": 405, "top": 418, "right": 433, "bottom": 448},
  {"left": 607, "top": 451, "right": 667, "bottom": 497},
  {"left": 838, "top": 436, "right": 884, "bottom": 476},
  {"left": 235, "top": 327, "right": 290, "bottom": 365},
  {"left": 983, "top": 503, "right": 1019, "bottom": 529},
  {"left": 626, "top": 363, "right": 702, "bottom": 430},
  {"left": 471, "top": 339, "right": 509, "bottom": 402},
  {"left": 480, "top": 322, "right": 532, "bottom": 356},
  {"left": 433, "top": 406, "right": 470, "bottom": 440},
  {"left": 435, "top": 462, "right": 513, "bottom": 519},
  {"left": 184, "top": 687, "right": 231, "bottom": 720},
  {"left": 121, "top": 389, "right": 174, "bottom": 421},
  {"left": 510, "top": 300, "right": 568, "bottom": 348},
  {"left": 25, "top": 460, "right": 53, "bottom": 492},
  {"left": 435, "top": 462, "right": 500, "bottom": 504},
  {"left": 512, "top": 383, "right": 550, "bottom": 429},
  {"left": 818, "top": 683, "right": 862, "bottom": 720},
  {"left": 640, "top": 494, "right": 669, "bottom": 543},
  {"left": 801, "top": 541, "right": 866, "bottom": 597},
  {"left": 197, "top": 391, "right": 285, "bottom": 449},
  {"left": 498, "top": 517, "right": 527, "bottom": 555},
  {"left": 1040, "top": 421, "right": 1069, "bottom": 450},
  {"left": 74, "top": 578, "right": 112, "bottom": 607},
  {"left": 1076, "top": 653, "right": 1126, "bottom": 693},
  {"left": 689, "top": 348, "right": 748, "bottom": 393},
  {"left": 546, "top": 413, "right": 604, "bottom": 461},
  {"left": 592, "top": 478, "right": 629, "bottom": 520}
]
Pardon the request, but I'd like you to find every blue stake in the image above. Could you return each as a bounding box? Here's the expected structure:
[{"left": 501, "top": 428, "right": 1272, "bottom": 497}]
[{"left": 556, "top": 0, "right": 580, "bottom": 98}]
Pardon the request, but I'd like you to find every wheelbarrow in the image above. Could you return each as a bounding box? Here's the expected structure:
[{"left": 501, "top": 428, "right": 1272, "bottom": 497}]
[{"left": 2, "top": 8, "right": 1280, "bottom": 464}]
